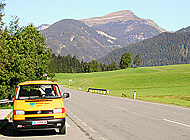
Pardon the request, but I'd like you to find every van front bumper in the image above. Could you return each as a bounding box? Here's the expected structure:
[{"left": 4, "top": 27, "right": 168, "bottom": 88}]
[{"left": 13, "top": 118, "right": 65, "bottom": 131}]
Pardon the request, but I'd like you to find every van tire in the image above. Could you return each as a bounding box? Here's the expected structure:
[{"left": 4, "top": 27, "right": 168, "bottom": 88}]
[{"left": 59, "top": 124, "right": 66, "bottom": 134}]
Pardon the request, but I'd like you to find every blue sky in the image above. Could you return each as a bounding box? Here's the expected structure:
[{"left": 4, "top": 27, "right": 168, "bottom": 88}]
[{"left": 3, "top": 0, "right": 190, "bottom": 31}]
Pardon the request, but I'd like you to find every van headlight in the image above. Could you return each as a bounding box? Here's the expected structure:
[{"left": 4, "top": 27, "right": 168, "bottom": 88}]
[
  {"left": 53, "top": 108, "right": 65, "bottom": 113},
  {"left": 13, "top": 110, "right": 25, "bottom": 115}
]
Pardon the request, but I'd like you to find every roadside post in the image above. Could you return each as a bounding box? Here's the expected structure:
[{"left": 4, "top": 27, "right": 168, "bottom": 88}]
[
  {"left": 69, "top": 79, "right": 72, "bottom": 88},
  {"left": 134, "top": 91, "right": 136, "bottom": 99},
  {"left": 107, "top": 90, "right": 109, "bottom": 94}
]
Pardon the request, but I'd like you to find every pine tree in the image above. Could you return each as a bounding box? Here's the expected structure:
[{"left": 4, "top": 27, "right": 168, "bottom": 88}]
[
  {"left": 108, "top": 61, "right": 120, "bottom": 71},
  {"left": 133, "top": 54, "right": 141, "bottom": 67},
  {"left": 119, "top": 52, "right": 133, "bottom": 69}
]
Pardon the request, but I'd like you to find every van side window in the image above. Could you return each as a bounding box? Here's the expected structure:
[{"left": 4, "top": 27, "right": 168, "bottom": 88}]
[
  {"left": 53, "top": 85, "right": 61, "bottom": 96},
  {"left": 15, "top": 86, "right": 20, "bottom": 99}
]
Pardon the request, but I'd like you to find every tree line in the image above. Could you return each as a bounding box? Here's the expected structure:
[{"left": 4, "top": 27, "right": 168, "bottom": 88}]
[
  {"left": 0, "top": 2, "right": 51, "bottom": 100},
  {"left": 48, "top": 53, "right": 141, "bottom": 73}
]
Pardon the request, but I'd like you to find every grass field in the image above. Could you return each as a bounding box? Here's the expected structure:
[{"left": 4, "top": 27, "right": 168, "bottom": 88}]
[{"left": 55, "top": 64, "right": 190, "bottom": 107}]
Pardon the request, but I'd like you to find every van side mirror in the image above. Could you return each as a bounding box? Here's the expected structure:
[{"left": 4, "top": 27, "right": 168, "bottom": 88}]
[
  {"left": 63, "top": 93, "right": 70, "bottom": 98},
  {"left": 8, "top": 94, "right": 13, "bottom": 100}
]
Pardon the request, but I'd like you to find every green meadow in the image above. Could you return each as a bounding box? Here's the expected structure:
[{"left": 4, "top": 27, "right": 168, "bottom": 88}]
[{"left": 55, "top": 64, "right": 190, "bottom": 107}]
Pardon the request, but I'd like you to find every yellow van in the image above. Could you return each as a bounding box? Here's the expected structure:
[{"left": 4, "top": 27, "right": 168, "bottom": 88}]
[{"left": 12, "top": 81, "right": 69, "bottom": 134}]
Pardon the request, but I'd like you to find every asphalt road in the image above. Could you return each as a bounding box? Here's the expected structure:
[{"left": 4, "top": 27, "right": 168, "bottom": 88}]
[
  {"left": 1, "top": 87, "right": 190, "bottom": 140},
  {"left": 62, "top": 87, "right": 190, "bottom": 140}
]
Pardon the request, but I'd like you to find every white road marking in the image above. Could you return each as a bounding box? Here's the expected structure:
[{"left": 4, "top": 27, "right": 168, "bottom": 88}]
[
  {"left": 100, "top": 136, "right": 107, "bottom": 140},
  {"left": 114, "top": 106, "right": 128, "bottom": 111},
  {"left": 163, "top": 119, "right": 190, "bottom": 128},
  {"left": 88, "top": 127, "right": 96, "bottom": 132},
  {"left": 66, "top": 107, "right": 108, "bottom": 140},
  {"left": 67, "top": 109, "right": 73, "bottom": 114},
  {"left": 77, "top": 118, "right": 82, "bottom": 122},
  {"left": 81, "top": 122, "right": 87, "bottom": 126},
  {"left": 97, "top": 101, "right": 128, "bottom": 111},
  {"left": 100, "top": 101, "right": 115, "bottom": 106}
]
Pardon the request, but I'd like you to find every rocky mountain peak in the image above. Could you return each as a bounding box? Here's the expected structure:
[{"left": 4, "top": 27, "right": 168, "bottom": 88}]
[
  {"left": 102, "top": 10, "right": 137, "bottom": 19},
  {"left": 37, "top": 24, "right": 50, "bottom": 31},
  {"left": 81, "top": 10, "right": 138, "bottom": 27}
]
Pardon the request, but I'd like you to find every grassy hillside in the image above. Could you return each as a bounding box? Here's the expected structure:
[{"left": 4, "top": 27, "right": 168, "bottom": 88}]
[{"left": 55, "top": 64, "right": 190, "bottom": 107}]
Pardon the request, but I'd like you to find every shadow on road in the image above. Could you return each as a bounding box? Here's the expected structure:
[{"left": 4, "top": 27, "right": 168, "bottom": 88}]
[{"left": 0, "top": 120, "right": 58, "bottom": 137}]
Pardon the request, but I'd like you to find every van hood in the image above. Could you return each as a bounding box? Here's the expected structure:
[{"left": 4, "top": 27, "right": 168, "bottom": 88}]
[{"left": 14, "top": 98, "right": 64, "bottom": 111}]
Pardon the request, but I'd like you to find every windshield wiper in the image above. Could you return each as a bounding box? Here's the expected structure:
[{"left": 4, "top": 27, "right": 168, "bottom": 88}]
[{"left": 28, "top": 97, "right": 41, "bottom": 99}]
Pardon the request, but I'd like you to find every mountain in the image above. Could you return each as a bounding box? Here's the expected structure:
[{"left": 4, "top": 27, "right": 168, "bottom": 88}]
[
  {"left": 97, "top": 31, "right": 190, "bottom": 67},
  {"left": 81, "top": 10, "right": 166, "bottom": 45},
  {"left": 176, "top": 26, "right": 190, "bottom": 33},
  {"left": 37, "top": 24, "right": 50, "bottom": 31},
  {"left": 41, "top": 19, "right": 124, "bottom": 62},
  {"left": 40, "top": 10, "right": 166, "bottom": 62}
]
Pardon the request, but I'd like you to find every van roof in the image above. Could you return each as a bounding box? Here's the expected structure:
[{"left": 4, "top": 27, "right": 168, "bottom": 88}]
[{"left": 17, "top": 80, "right": 58, "bottom": 86}]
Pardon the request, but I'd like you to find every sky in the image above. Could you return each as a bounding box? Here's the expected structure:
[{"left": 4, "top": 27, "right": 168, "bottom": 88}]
[{"left": 2, "top": 0, "right": 190, "bottom": 31}]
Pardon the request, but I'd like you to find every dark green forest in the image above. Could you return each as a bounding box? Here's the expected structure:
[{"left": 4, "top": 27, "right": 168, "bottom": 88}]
[
  {"left": 49, "top": 54, "right": 117, "bottom": 73},
  {"left": 98, "top": 31, "right": 190, "bottom": 66},
  {"left": 48, "top": 53, "right": 140, "bottom": 73},
  {"left": 177, "top": 26, "right": 190, "bottom": 33}
]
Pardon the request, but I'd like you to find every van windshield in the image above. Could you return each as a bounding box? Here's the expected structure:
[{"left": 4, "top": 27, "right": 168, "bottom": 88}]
[{"left": 15, "top": 84, "right": 62, "bottom": 100}]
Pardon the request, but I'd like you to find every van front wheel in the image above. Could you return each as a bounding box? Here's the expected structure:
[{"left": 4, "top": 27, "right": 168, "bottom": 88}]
[{"left": 59, "top": 124, "right": 66, "bottom": 134}]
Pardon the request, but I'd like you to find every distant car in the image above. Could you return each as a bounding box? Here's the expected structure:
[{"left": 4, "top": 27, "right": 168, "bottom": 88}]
[{"left": 11, "top": 80, "right": 69, "bottom": 134}]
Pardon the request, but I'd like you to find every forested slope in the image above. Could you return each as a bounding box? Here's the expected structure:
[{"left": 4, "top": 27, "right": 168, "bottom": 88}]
[{"left": 98, "top": 31, "right": 190, "bottom": 67}]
